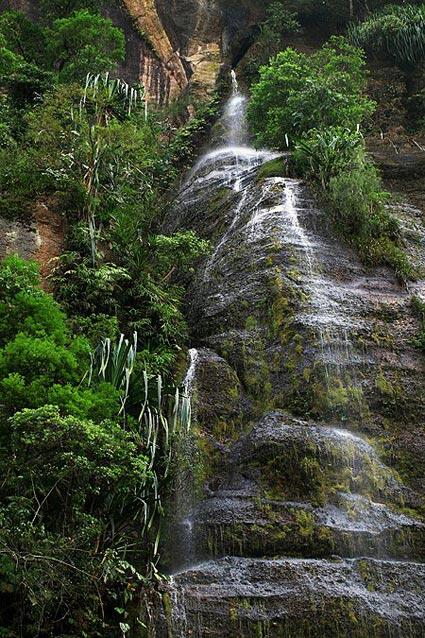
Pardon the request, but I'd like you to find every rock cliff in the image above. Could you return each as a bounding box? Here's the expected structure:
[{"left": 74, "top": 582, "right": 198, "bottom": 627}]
[{"left": 159, "top": 75, "right": 425, "bottom": 638}]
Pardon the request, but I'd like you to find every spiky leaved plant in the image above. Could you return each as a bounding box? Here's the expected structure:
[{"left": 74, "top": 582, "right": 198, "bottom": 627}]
[
  {"left": 88, "top": 332, "right": 191, "bottom": 572},
  {"left": 348, "top": 4, "right": 425, "bottom": 66},
  {"left": 70, "top": 73, "right": 147, "bottom": 265}
]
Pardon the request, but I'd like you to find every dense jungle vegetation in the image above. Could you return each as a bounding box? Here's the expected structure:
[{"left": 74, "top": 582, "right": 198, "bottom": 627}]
[
  {"left": 0, "top": 2, "right": 212, "bottom": 636},
  {"left": 0, "top": 0, "right": 424, "bottom": 635}
]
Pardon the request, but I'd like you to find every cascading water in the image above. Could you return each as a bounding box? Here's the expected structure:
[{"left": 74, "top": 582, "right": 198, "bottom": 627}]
[{"left": 162, "top": 72, "right": 425, "bottom": 638}]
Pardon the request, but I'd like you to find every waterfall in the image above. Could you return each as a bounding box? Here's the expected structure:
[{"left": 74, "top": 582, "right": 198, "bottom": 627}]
[
  {"left": 162, "top": 71, "right": 425, "bottom": 638},
  {"left": 190, "top": 71, "right": 359, "bottom": 381}
]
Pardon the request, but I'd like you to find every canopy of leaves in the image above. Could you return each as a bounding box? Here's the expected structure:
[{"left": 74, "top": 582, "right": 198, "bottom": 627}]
[
  {"left": 39, "top": 0, "right": 106, "bottom": 20},
  {"left": 0, "top": 8, "right": 125, "bottom": 92},
  {"left": 0, "top": 10, "right": 46, "bottom": 63},
  {"left": 0, "top": 256, "right": 192, "bottom": 636},
  {"left": 46, "top": 10, "right": 125, "bottom": 81},
  {"left": 247, "top": 36, "right": 374, "bottom": 149},
  {"left": 18, "top": 79, "right": 209, "bottom": 364},
  {"left": 0, "top": 403, "right": 151, "bottom": 636}
]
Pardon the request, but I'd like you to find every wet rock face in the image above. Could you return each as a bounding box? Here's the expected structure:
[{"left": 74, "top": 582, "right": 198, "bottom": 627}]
[
  {"left": 187, "top": 348, "right": 245, "bottom": 437},
  {"left": 192, "top": 412, "right": 424, "bottom": 563},
  {"left": 163, "top": 82, "right": 425, "bottom": 637},
  {"left": 163, "top": 557, "right": 425, "bottom": 638}
]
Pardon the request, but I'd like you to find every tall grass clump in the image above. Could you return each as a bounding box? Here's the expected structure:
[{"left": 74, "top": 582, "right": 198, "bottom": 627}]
[
  {"left": 348, "top": 4, "right": 425, "bottom": 66},
  {"left": 294, "top": 128, "right": 414, "bottom": 281}
]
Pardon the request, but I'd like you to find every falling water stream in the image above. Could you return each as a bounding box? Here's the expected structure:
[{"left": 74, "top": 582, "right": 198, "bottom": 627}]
[
  {"left": 182, "top": 71, "right": 362, "bottom": 377},
  {"left": 165, "top": 72, "right": 425, "bottom": 637}
]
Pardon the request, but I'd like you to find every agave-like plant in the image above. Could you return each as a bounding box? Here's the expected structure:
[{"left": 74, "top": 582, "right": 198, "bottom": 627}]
[
  {"left": 82, "top": 72, "right": 146, "bottom": 118},
  {"left": 348, "top": 4, "right": 425, "bottom": 66},
  {"left": 294, "top": 126, "right": 364, "bottom": 189},
  {"left": 137, "top": 372, "right": 191, "bottom": 567},
  {"left": 89, "top": 331, "right": 138, "bottom": 414},
  {"left": 70, "top": 73, "right": 147, "bottom": 265},
  {"left": 88, "top": 333, "right": 192, "bottom": 570}
]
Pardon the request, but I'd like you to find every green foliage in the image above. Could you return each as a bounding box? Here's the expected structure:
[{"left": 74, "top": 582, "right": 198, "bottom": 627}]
[
  {"left": 0, "top": 5, "right": 213, "bottom": 636},
  {"left": 250, "top": 35, "right": 411, "bottom": 279},
  {"left": 0, "top": 9, "right": 125, "bottom": 103},
  {"left": 0, "top": 257, "right": 192, "bottom": 636},
  {"left": 0, "top": 255, "right": 121, "bottom": 418},
  {"left": 294, "top": 127, "right": 365, "bottom": 188},
  {"left": 46, "top": 10, "right": 125, "bottom": 82},
  {"left": 248, "top": 37, "right": 374, "bottom": 148},
  {"left": 0, "top": 404, "right": 149, "bottom": 636},
  {"left": 39, "top": 0, "right": 106, "bottom": 20},
  {"left": 294, "top": 128, "right": 413, "bottom": 279},
  {"left": 0, "top": 32, "right": 21, "bottom": 75},
  {"left": 285, "top": 0, "right": 398, "bottom": 25},
  {"left": 245, "top": 1, "right": 301, "bottom": 80},
  {"left": 0, "top": 10, "right": 46, "bottom": 64},
  {"left": 263, "top": 2, "right": 301, "bottom": 38},
  {"left": 18, "top": 79, "right": 209, "bottom": 360},
  {"left": 0, "top": 13, "right": 54, "bottom": 108},
  {"left": 348, "top": 4, "right": 425, "bottom": 66},
  {"left": 327, "top": 164, "right": 413, "bottom": 279},
  {"left": 0, "top": 146, "right": 42, "bottom": 218},
  {"left": 169, "top": 93, "right": 221, "bottom": 166},
  {"left": 411, "top": 295, "right": 425, "bottom": 350}
]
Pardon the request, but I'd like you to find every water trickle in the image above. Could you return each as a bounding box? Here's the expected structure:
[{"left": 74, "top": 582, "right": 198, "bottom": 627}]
[
  {"left": 184, "top": 348, "right": 199, "bottom": 397},
  {"left": 171, "top": 348, "right": 201, "bottom": 573}
]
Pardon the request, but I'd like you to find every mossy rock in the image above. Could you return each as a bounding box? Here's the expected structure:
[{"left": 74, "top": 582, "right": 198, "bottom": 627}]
[{"left": 256, "top": 157, "right": 287, "bottom": 180}]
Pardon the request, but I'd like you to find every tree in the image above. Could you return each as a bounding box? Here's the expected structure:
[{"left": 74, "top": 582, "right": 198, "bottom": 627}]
[
  {"left": 247, "top": 36, "right": 374, "bottom": 149},
  {"left": 39, "top": 0, "right": 106, "bottom": 20},
  {"left": 46, "top": 10, "right": 125, "bottom": 82},
  {"left": 0, "top": 255, "right": 121, "bottom": 418},
  {"left": 0, "top": 12, "right": 52, "bottom": 108},
  {"left": 23, "top": 78, "right": 209, "bottom": 359},
  {"left": 0, "top": 10, "right": 46, "bottom": 64}
]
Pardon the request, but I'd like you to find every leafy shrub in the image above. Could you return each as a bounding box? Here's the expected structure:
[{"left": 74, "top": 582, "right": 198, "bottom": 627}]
[
  {"left": 169, "top": 94, "right": 221, "bottom": 166},
  {"left": 0, "top": 10, "right": 46, "bottom": 64},
  {"left": 0, "top": 9, "right": 125, "bottom": 96},
  {"left": 348, "top": 4, "right": 425, "bottom": 66},
  {"left": 328, "top": 163, "right": 394, "bottom": 238},
  {"left": 251, "top": 35, "right": 412, "bottom": 279},
  {"left": 0, "top": 255, "right": 121, "bottom": 418},
  {"left": 294, "top": 130, "right": 413, "bottom": 279},
  {"left": 0, "top": 404, "right": 151, "bottom": 636},
  {"left": 248, "top": 36, "right": 374, "bottom": 149},
  {"left": 293, "top": 127, "right": 365, "bottom": 188},
  {"left": 327, "top": 164, "right": 413, "bottom": 279}
]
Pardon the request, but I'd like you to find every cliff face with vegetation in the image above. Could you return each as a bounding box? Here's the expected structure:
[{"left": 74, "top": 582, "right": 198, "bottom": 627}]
[
  {"left": 0, "top": 0, "right": 266, "bottom": 274},
  {"left": 159, "top": 56, "right": 425, "bottom": 633},
  {"left": 0, "top": 1, "right": 425, "bottom": 637}
]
